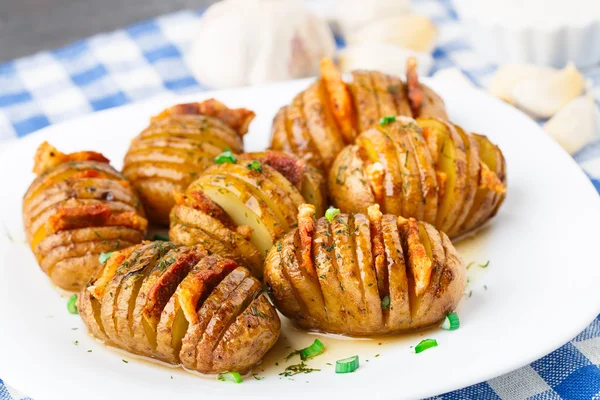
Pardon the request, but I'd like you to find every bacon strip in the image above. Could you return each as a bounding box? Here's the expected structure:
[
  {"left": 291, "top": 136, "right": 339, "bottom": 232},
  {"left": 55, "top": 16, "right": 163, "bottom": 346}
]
[
  {"left": 46, "top": 204, "right": 148, "bottom": 234},
  {"left": 33, "top": 142, "right": 109, "bottom": 175}
]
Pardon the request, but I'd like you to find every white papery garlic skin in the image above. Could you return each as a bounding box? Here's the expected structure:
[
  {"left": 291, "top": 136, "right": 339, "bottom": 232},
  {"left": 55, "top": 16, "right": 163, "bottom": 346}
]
[
  {"left": 488, "top": 64, "right": 556, "bottom": 103},
  {"left": 338, "top": 44, "right": 433, "bottom": 77},
  {"left": 333, "top": 0, "right": 411, "bottom": 36},
  {"left": 348, "top": 15, "right": 438, "bottom": 53},
  {"left": 187, "top": 0, "right": 335, "bottom": 88},
  {"left": 544, "top": 95, "right": 599, "bottom": 154},
  {"left": 512, "top": 63, "right": 585, "bottom": 119}
]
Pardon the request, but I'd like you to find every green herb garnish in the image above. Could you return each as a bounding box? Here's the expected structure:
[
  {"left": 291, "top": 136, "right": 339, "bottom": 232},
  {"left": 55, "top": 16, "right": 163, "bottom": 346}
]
[
  {"left": 415, "top": 339, "right": 438, "bottom": 353},
  {"left": 67, "top": 294, "right": 78, "bottom": 314},
  {"left": 214, "top": 150, "right": 236, "bottom": 164},
  {"left": 379, "top": 115, "right": 396, "bottom": 126},
  {"left": 325, "top": 207, "right": 340, "bottom": 222},
  {"left": 218, "top": 371, "right": 242, "bottom": 383},
  {"left": 335, "top": 355, "right": 359, "bottom": 373},
  {"left": 247, "top": 160, "right": 262, "bottom": 172},
  {"left": 152, "top": 234, "right": 169, "bottom": 241},
  {"left": 381, "top": 295, "right": 390, "bottom": 310},
  {"left": 98, "top": 252, "right": 113, "bottom": 264}
]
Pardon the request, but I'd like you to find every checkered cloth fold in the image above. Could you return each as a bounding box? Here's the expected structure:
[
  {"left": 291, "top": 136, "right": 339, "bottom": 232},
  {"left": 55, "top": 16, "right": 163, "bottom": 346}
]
[{"left": 2, "top": 1, "right": 600, "bottom": 398}]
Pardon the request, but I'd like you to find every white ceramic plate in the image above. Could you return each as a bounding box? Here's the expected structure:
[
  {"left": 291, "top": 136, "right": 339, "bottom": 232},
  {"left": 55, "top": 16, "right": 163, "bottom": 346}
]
[{"left": 1, "top": 78, "right": 600, "bottom": 400}]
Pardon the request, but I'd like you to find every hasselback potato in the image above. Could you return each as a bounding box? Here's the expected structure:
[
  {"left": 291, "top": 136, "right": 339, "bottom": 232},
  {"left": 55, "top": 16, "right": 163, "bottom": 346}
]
[
  {"left": 169, "top": 151, "right": 326, "bottom": 278},
  {"left": 123, "top": 99, "right": 256, "bottom": 225},
  {"left": 329, "top": 117, "right": 506, "bottom": 239},
  {"left": 79, "top": 241, "right": 280, "bottom": 374},
  {"left": 23, "top": 142, "right": 148, "bottom": 291},
  {"left": 270, "top": 58, "right": 447, "bottom": 171},
  {"left": 264, "top": 204, "right": 466, "bottom": 336}
]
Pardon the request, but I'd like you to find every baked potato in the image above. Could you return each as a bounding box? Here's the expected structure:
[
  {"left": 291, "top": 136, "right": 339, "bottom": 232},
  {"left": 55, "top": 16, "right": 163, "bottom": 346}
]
[
  {"left": 169, "top": 151, "right": 326, "bottom": 278},
  {"left": 329, "top": 117, "right": 506, "bottom": 238},
  {"left": 123, "top": 99, "right": 256, "bottom": 225},
  {"left": 264, "top": 203, "right": 466, "bottom": 336},
  {"left": 270, "top": 57, "right": 448, "bottom": 171},
  {"left": 79, "top": 241, "right": 280, "bottom": 374},
  {"left": 23, "top": 142, "right": 148, "bottom": 291}
]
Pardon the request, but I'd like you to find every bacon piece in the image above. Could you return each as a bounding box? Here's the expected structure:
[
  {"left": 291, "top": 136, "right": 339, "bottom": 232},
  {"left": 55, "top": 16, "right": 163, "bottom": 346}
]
[
  {"left": 33, "top": 142, "right": 109, "bottom": 175},
  {"left": 297, "top": 204, "right": 316, "bottom": 277},
  {"left": 173, "top": 189, "right": 237, "bottom": 228},
  {"left": 151, "top": 99, "right": 255, "bottom": 135},
  {"left": 479, "top": 162, "right": 506, "bottom": 193},
  {"left": 239, "top": 151, "right": 304, "bottom": 188},
  {"left": 320, "top": 58, "right": 357, "bottom": 143},
  {"left": 406, "top": 57, "right": 423, "bottom": 118},
  {"left": 367, "top": 204, "right": 389, "bottom": 298},
  {"left": 46, "top": 204, "right": 148, "bottom": 234}
]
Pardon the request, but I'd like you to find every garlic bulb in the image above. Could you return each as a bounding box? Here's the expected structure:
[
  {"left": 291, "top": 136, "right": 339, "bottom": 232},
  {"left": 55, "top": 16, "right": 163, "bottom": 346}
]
[
  {"left": 333, "top": 0, "right": 411, "bottom": 36},
  {"left": 512, "top": 63, "right": 585, "bottom": 119},
  {"left": 488, "top": 64, "right": 556, "bottom": 103},
  {"left": 348, "top": 15, "right": 438, "bottom": 53},
  {"left": 187, "top": 0, "right": 335, "bottom": 89},
  {"left": 338, "top": 44, "right": 433, "bottom": 77},
  {"left": 544, "top": 95, "right": 599, "bottom": 154}
]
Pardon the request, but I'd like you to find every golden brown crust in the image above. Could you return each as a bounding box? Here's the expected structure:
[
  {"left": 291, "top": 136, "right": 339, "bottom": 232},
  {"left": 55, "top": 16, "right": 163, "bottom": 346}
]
[
  {"left": 264, "top": 205, "right": 466, "bottom": 336},
  {"left": 33, "top": 142, "right": 109, "bottom": 175},
  {"left": 80, "top": 243, "right": 279, "bottom": 374}
]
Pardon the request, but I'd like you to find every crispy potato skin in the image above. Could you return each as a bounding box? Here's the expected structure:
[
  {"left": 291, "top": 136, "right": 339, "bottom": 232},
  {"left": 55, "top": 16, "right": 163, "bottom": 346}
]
[
  {"left": 79, "top": 242, "right": 280, "bottom": 374},
  {"left": 270, "top": 59, "right": 448, "bottom": 172},
  {"left": 123, "top": 100, "right": 255, "bottom": 225},
  {"left": 23, "top": 143, "right": 147, "bottom": 291},
  {"left": 265, "top": 205, "right": 465, "bottom": 336},
  {"left": 169, "top": 151, "right": 326, "bottom": 278},
  {"left": 329, "top": 118, "right": 506, "bottom": 238}
]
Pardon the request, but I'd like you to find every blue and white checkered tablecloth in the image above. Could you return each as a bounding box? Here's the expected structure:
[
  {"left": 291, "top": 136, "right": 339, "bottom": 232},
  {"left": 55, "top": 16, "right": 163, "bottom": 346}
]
[{"left": 2, "top": 0, "right": 600, "bottom": 399}]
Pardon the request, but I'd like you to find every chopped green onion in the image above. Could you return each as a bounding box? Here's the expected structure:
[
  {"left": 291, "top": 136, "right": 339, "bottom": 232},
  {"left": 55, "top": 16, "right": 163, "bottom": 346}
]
[
  {"left": 441, "top": 312, "right": 460, "bottom": 331},
  {"left": 247, "top": 160, "right": 262, "bottom": 172},
  {"left": 152, "top": 234, "right": 169, "bottom": 241},
  {"left": 67, "top": 294, "right": 78, "bottom": 314},
  {"left": 415, "top": 339, "right": 438, "bottom": 353},
  {"left": 300, "top": 339, "right": 325, "bottom": 360},
  {"left": 379, "top": 115, "right": 396, "bottom": 126},
  {"left": 381, "top": 295, "right": 390, "bottom": 310},
  {"left": 214, "top": 150, "right": 236, "bottom": 164},
  {"left": 98, "top": 252, "right": 113, "bottom": 264},
  {"left": 325, "top": 207, "right": 340, "bottom": 222},
  {"left": 218, "top": 371, "right": 242, "bottom": 383},
  {"left": 335, "top": 355, "right": 359, "bottom": 374}
]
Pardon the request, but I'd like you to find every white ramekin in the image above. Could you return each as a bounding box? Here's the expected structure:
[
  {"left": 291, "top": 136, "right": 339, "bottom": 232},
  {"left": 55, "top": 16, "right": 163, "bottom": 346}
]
[{"left": 453, "top": 0, "right": 600, "bottom": 68}]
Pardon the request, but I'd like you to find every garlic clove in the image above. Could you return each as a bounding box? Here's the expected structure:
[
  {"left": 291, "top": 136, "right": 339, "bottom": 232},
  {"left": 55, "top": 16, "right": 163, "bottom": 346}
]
[
  {"left": 544, "top": 95, "right": 599, "bottom": 154},
  {"left": 511, "top": 63, "right": 585, "bottom": 119},
  {"left": 338, "top": 44, "right": 433, "bottom": 77},
  {"left": 333, "top": 0, "right": 411, "bottom": 36},
  {"left": 433, "top": 67, "right": 476, "bottom": 90},
  {"left": 488, "top": 64, "right": 556, "bottom": 103},
  {"left": 348, "top": 15, "right": 438, "bottom": 53}
]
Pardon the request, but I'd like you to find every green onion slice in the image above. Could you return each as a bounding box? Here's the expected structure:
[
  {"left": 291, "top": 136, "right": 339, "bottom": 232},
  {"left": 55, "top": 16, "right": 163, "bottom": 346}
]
[
  {"left": 217, "top": 371, "right": 242, "bottom": 383},
  {"left": 67, "top": 294, "right": 78, "bottom": 315},
  {"left": 336, "top": 355, "right": 359, "bottom": 373},
  {"left": 415, "top": 339, "right": 438, "bottom": 353},
  {"left": 247, "top": 160, "right": 262, "bottom": 172},
  {"left": 441, "top": 312, "right": 460, "bottom": 331},
  {"left": 152, "top": 234, "right": 169, "bottom": 241},
  {"left": 214, "top": 150, "right": 236, "bottom": 164},
  {"left": 325, "top": 207, "right": 340, "bottom": 222},
  {"left": 98, "top": 252, "right": 113, "bottom": 264},
  {"left": 300, "top": 339, "right": 325, "bottom": 360},
  {"left": 379, "top": 115, "right": 396, "bottom": 126},
  {"left": 381, "top": 295, "right": 390, "bottom": 310}
]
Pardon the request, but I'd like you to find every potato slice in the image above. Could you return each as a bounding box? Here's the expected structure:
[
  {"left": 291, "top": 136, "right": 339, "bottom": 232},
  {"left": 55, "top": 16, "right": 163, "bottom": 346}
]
[
  {"left": 270, "top": 107, "right": 294, "bottom": 153},
  {"left": 404, "top": 122, "right": 439, "bottom": 224},
  {"left": 193, "top": 179, "right": 282, "bottom": 257},
  {"left": 447, "top": 124, "right": 481, "bottom": 237},
  {"left": 302, "top": 81, "right": 347, "bottom": 170},
  {"left": 349, "top": 70, "right": 380, "bottom": 133},
  {"left": 285, "top": 92, "right": 317, "bottom": 166},
  {"left": 386, "top": 74, "right": 412, "bottom": 117},
  {"left": 357, "top": 128, "right": 404, "bottom": 216},
  {"left": 328, "top": 145, "right": 376, "bottom": 214},
  {"left": 180, "top": 267, "right": 249, "bottom": 370},
  {"left": 370, "top": 71, "right": 398, "bottom": 118},
  {"left": 417, "top": 118, "right": 467, "bottom": 232},
  {"left": 211, "top": 294, "right": 280, "bottom": 374}
]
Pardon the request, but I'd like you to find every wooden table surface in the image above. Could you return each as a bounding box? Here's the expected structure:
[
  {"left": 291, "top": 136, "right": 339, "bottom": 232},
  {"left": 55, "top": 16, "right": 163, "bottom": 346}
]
[{"left": 0, "top": 0, "right": 217, "bottom": 62}]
